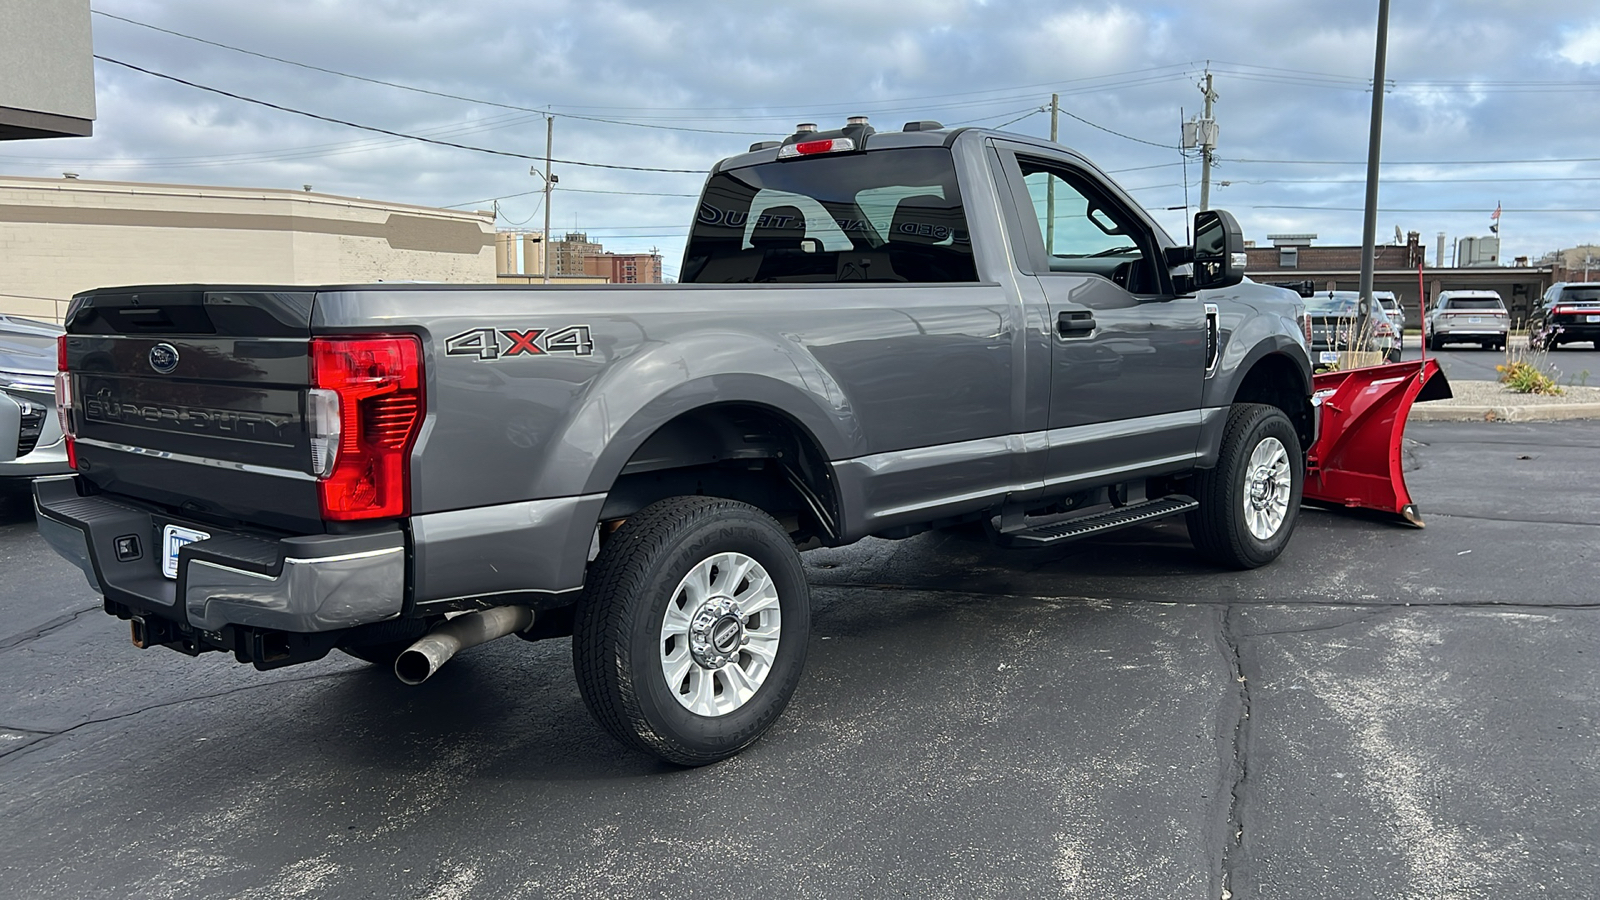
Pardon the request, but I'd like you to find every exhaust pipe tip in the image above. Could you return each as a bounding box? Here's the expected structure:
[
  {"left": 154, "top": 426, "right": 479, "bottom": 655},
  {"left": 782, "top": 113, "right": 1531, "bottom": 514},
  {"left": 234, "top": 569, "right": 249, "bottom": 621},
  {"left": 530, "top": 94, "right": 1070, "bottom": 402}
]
[
  {"left": 392, "top": 605, "right": 536, "bottom": 686},
  {"left": 394, "top": 646, "right": 442, "bottom": 686}
]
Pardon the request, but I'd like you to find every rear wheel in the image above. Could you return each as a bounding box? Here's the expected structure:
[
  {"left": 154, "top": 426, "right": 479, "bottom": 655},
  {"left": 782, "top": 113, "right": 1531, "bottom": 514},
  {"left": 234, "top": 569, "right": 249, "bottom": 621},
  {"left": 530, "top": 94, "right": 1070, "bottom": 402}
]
[
  {"left": 573, "top": 496, "right": 810, "bottom": 766},
  {"left": 1188, "top": 403, "right": 1303, "bottom": 569}
]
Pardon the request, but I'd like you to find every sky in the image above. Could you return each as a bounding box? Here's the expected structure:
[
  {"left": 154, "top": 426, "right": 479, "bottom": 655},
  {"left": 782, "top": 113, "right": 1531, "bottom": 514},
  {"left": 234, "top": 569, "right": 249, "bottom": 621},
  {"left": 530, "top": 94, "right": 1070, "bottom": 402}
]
[{"left": 6, "top": 1, "right": 1600, "bottom": 280}]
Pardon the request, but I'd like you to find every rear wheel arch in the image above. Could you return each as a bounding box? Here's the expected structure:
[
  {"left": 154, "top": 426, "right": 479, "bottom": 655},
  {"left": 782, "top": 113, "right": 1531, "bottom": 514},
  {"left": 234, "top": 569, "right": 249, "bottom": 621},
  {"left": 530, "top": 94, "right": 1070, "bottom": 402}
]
[{"left": 596, "top": 401, "right": 843, "bottom": 548}]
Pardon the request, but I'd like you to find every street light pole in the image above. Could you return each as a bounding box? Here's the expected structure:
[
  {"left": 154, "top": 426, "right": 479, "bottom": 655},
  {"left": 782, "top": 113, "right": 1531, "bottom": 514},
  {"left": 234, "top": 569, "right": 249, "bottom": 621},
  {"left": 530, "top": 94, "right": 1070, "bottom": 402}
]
[{"left": 1356, "top": 0, "right": 1391, "bottom": 337}]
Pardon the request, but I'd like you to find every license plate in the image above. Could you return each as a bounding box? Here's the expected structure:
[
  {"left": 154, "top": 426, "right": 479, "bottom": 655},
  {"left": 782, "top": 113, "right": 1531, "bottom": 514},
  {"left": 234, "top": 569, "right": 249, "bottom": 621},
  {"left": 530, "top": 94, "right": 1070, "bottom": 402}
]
[
  {"left": 1588, "top": 315, "right": 1600, "bottom": 323},
  {"left": 1468, "top": 316, "right": 1483, "bottom": 323},
  {"left": 162, "top": 524, "right": 211, "bottom": 579},
  {"left": 1319, "top": 351, "right": 1340, "bottom": 364}
]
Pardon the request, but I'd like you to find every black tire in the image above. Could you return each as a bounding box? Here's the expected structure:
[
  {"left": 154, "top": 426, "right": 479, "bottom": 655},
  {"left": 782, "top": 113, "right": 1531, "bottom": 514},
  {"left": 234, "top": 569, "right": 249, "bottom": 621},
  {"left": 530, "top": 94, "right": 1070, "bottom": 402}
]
[
  {"left": 1187, "top": 403, "right": 1303, "bottom": 570},
  {"left": 573, "top": 496, "right": 810, "bottom": 766}
]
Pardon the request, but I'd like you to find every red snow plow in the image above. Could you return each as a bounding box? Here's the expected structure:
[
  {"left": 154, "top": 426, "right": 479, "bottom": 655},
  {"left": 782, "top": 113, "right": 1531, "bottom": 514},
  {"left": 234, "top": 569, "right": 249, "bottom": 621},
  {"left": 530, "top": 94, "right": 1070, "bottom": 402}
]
[{"left": 1304, "top": 358, "right": 1452, "bottom": 526}]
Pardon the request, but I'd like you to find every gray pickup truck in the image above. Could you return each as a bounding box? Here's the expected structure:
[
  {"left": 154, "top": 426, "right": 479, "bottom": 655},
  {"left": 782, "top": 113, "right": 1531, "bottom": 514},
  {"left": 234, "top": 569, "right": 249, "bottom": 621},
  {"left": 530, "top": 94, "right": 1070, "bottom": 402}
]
[{"left": 36, "top": 118, "right": 1312, "bottom": 764}]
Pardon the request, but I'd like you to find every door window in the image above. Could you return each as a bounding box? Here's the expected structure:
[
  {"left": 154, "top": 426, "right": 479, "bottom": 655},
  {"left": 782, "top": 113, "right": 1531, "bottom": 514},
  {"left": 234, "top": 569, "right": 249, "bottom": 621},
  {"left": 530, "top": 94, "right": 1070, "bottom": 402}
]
[{"left": 1014, "top": 158, "right": 1158, "bottom": 293}]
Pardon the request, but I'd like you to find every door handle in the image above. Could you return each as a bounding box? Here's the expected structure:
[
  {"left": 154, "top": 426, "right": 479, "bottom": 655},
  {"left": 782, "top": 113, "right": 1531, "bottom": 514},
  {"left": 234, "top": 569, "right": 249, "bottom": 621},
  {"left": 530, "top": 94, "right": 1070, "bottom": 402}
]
[{"left": 1057, "top": 310, "right": 1095, "bottom": 338}]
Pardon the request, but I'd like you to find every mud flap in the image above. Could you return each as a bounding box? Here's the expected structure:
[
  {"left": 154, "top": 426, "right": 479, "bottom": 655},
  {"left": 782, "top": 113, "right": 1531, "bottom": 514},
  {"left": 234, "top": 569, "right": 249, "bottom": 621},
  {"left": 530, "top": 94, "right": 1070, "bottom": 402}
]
[{"left": 1305, "top": 359, "right": 1452, "bottom": 526}]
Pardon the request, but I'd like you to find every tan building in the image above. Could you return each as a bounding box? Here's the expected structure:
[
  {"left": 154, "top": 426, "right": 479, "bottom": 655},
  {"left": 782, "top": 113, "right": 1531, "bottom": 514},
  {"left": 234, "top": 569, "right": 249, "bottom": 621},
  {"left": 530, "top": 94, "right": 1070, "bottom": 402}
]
[
  {"left": 551, "top": 232, "right": 604, "bottom": 277},
  {"left": 0, "top": 175, "right": 497, "bottom": 321},
  {"left": 1, "top": 1, "right": 95, "bottom": 140}
]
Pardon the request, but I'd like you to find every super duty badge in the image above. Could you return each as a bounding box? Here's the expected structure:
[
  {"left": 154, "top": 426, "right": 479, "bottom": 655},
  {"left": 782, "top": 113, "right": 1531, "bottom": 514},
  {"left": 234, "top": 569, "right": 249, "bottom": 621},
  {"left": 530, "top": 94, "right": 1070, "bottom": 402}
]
[{"left": 445, "top": 325, "right": 594, "bottom": 360}]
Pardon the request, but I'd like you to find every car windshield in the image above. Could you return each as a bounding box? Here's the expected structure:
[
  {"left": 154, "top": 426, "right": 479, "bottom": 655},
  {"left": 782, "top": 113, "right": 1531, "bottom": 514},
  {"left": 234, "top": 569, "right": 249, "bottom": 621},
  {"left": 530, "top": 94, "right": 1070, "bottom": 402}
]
[
  {"left": 681, "top": 147, "right": 977, "bottom": 284},
  {"left": 1447, "top": 298, "right": 1503, "bottom": 310},
  {"left": 1559, "top": 288, "right": 1600, "bottom": 302},
  {"left": 1377, "top": 296, "right": 1399, "bottom": 310}
]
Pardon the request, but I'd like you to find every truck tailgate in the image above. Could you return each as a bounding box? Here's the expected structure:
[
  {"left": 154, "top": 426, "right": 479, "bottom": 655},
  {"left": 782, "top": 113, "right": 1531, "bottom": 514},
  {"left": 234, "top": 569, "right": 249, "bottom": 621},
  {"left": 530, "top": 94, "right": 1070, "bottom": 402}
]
[{"left": 64, "top": 287, "right": 322, "bottom": 532}]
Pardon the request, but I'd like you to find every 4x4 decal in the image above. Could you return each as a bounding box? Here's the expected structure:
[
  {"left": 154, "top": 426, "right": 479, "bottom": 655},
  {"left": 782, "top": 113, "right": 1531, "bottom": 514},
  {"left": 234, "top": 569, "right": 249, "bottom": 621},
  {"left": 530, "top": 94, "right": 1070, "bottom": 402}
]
[{"left": 445, "top": 325, "right": 594, "bottom": 360}]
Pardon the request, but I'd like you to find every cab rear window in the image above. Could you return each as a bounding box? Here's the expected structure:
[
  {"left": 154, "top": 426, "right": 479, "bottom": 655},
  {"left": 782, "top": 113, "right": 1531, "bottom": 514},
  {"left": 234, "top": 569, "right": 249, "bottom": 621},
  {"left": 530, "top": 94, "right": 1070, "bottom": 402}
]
[{"left": 681, "top": 148, "right": 978, "bottom": 284}]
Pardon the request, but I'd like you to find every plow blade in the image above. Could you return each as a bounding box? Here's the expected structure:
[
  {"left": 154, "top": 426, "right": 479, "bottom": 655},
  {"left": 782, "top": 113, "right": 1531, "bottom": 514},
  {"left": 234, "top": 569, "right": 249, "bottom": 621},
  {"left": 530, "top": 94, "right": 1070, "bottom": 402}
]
[{"left": 1304, "top": 358, "right": 1452, "bottom": 525}]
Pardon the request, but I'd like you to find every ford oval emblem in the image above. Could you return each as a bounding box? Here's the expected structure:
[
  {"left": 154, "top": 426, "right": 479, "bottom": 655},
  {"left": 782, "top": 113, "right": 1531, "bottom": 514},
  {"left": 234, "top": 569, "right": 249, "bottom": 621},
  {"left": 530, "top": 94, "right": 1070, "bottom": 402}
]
[{"left": 149, "top": 342, "right": 180, "bottom": 374}]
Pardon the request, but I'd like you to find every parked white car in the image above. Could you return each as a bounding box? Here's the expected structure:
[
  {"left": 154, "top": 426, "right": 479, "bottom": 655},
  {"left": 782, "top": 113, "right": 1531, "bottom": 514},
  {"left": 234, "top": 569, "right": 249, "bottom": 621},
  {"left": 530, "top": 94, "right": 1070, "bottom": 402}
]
[
  {"left": 0, "top": 315, "right": 69, "bottom": 491},
  {"left": 1426, "top": 291, "right": 1508, "bottom": 350}
]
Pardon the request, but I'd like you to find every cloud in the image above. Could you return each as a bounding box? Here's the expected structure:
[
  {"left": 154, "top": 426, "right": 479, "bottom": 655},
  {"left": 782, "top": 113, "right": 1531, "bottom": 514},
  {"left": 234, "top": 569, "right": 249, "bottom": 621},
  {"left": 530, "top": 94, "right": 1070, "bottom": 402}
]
[
  {"left": 3, "top": 0, "right": 1598, "bottom": 268},
  {"left": 1557, "top": 22, "right": 1600, "bottom": 65}
]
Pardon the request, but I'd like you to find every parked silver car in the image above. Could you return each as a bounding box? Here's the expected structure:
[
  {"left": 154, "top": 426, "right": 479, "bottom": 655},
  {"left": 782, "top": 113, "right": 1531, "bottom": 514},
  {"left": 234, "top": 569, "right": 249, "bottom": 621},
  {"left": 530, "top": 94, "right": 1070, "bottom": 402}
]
[
  {"left": 1374, "top": 290, "right": 1405, "bottom": 346},
  {"left": 1306, "top": 291, "right": 1402, "bottom": 366},
  {"left": 0, "top": 315, "right": 69, "bottom": 491},
  {"left": 1426, "top": 290, "right": 1508, "bottom": 350}
]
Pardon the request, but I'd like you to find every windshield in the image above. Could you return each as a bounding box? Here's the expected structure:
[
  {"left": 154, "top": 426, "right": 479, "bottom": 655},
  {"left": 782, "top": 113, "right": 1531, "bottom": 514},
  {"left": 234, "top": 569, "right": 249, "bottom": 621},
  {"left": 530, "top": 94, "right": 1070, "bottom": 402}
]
[
  {"left": 1446, "top": 297, "right": 1503, "bottom": 310},
  {"left": 1559, "top": 288, "right": 1600, "bottom": 303},
  {"left": 681, "top": 148, "right": 977, "bottom": 283}
]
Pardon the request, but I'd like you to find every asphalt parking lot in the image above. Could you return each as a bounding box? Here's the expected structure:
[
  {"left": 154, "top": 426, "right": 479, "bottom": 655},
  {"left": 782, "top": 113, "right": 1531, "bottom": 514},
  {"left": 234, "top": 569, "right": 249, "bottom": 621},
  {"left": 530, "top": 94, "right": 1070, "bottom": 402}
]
[
  {"left": 1400, "top": 341, "right": 1600, "bottom": 385},
  {"left": 1, "top": 420, "right": 1597, "bottom": 899}
]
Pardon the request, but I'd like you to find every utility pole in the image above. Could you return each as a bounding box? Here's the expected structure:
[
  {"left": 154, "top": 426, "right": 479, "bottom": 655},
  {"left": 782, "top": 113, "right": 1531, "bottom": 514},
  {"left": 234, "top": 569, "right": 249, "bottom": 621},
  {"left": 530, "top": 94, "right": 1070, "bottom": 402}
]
[
  {"left": 1047, "top": 93, "right": 1059, "bottom": 253},
  {"left": 1356, "top": 0, "right": 1392, "bottom": 336},
  {"left": 1199, "top": 71, "right": 1217, "bottom": 211},
  {"left": 1184, "top": 72, "right": 1219, "bottom": 212},
  {"left": 542, "top": 115, "right": 554, "bottom": 284}
]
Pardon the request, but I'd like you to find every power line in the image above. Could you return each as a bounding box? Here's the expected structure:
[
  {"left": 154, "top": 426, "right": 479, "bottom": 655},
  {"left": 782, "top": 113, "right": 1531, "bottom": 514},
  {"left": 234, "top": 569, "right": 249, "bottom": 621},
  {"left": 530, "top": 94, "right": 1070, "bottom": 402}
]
[
  {"left": 1253, "top": 205, "right": 1600, "bottom": 213},
  {"left": 1057, "top": 107, "right": 1180, "bottom": 149},
  {"left": 1226, "top": 175, "right": 1600, "bottom": 186},
  {"left": 94, "top": 55, "right": 707, "bottom": 174},
  {"left": 92, "top": 11, "right": 1198, "bottom": 118},
  {"left": 445, "top": 186, "right": 702, "bottom": 209},
  {"left": 1223, "top": 156, "right": 1600, "bottom": 166}
]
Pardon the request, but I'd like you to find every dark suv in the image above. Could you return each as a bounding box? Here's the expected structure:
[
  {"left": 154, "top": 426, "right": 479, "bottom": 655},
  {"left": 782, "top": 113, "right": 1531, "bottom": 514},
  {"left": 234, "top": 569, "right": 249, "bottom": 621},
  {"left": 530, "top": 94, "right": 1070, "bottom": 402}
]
[{"left": 1529, "top": 282, "right": 1600, "bottom": 350}]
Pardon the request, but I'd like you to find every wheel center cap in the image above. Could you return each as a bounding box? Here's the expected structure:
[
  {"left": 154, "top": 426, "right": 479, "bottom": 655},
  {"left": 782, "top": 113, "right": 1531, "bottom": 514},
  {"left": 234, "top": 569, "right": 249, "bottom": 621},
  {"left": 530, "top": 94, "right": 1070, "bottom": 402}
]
[{"left": 688, "top": 596, "right": 745, "bottom": 669}]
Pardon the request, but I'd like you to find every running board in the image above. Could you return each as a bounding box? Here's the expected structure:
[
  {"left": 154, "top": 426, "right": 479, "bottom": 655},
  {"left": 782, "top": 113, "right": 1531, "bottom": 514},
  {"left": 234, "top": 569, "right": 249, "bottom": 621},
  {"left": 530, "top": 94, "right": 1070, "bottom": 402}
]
[{"left": 1006, "top": 496, "right": 1198, "bottom": 546}]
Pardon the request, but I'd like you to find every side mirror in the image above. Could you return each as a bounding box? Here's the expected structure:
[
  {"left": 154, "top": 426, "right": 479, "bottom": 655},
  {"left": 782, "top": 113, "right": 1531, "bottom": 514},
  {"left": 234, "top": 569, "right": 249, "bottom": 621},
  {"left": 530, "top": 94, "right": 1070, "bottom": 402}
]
[{"left": 1193, "top": 209, "right": 1246, "bottom": 290}]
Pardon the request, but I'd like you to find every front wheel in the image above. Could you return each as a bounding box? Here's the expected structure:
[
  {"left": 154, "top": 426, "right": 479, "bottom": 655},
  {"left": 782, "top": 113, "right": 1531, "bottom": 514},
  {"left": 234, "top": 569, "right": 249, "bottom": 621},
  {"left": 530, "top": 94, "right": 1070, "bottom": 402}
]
[
  {"left": 573, "top": 496, "right": 810, "bottom": 766},
  {"left": 1187, "top": 403, "right": 1304, "bottom": 569}
]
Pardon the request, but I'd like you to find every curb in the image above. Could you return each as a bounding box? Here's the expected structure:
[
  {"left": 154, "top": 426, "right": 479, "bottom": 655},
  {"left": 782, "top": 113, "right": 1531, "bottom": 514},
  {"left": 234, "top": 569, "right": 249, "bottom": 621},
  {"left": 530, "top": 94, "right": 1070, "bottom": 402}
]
[{"left": 1409, "top": 402, "right": 1600, "bottom": 422}]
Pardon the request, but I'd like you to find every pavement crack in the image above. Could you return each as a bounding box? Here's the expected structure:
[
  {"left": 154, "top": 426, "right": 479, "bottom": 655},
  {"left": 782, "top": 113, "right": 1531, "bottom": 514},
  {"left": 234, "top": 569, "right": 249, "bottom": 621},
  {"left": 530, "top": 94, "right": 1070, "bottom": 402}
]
[
  {"left": 0, "top": 604, "right": 102, "bottom": 652},
  {"left": 1430, "top": 511, "right": 1600, "bottom": 528},
  {"left": 1241, "top": 608, "right": 1397, "bottom": 638},
  {"left": 812, "top": 581, "right": 1600, "bottom": 611},
  {"left": 0, "top": 668, "right": 362, "bottom": 763},
  {"left": 1216, "top": 605, "right": 1253, "bottom": 900}
]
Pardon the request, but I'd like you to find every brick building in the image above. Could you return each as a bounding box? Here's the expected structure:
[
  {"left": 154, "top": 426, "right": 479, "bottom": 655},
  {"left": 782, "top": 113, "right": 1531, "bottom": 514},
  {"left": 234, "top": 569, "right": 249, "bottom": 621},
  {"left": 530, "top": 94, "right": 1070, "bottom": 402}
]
[
  {"left": 1243, "top": 231, "right": 1553, "bottom": 325},
  {"left": 583, "top": 251, "right": 663, "bottom": 284}
]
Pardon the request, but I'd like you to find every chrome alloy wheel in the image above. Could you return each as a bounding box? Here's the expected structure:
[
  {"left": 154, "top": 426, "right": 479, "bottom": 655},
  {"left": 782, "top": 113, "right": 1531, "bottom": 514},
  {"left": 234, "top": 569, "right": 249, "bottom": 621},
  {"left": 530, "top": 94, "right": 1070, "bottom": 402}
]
[
  {"left": 660, "top": 552, "right": 782, "bottom": 717},
  {"left": 1244, "top": 436, "right": 1293, "bottom": 541}
]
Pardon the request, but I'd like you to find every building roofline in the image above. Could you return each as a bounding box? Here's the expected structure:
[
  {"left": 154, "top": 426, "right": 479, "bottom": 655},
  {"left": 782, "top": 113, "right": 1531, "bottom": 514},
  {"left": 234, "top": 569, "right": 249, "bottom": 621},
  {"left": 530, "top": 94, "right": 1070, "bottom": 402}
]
[{"left": 0, "top": 173, "right": 492, "bottom": 222}]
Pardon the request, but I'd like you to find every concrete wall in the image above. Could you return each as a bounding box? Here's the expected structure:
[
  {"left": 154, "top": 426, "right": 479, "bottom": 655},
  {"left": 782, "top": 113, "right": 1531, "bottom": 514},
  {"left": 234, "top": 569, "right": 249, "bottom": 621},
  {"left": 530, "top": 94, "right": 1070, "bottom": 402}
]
[
  {"left": 0, "top": 0, "right": 95, "bottom": 139},
  {"left": 0, "top": 176, "right": 496, "bottom": 321}
]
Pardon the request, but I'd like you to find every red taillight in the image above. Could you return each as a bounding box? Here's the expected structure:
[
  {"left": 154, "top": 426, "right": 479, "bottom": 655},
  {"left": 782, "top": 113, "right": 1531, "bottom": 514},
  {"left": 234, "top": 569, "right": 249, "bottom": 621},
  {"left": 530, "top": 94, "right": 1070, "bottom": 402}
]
[
  {"left": 56, "top": 334, "right": 76, "bottom": 467},
  {"left": 776, "top": 136, "right": 857, "bottom": 159},
  {"left": 310, "top": 335, "right": 423, "bottom": 521},
  {"left": 1374, "top": 321, "right": 1394, "bottom": 337}
]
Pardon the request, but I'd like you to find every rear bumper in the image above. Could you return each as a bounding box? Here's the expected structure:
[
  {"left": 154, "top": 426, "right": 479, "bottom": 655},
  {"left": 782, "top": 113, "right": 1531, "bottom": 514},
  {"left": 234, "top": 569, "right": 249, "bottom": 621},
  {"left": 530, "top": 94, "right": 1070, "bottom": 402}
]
[{"left": 33, "top": 475, "right": 404, "bottom": 634}]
